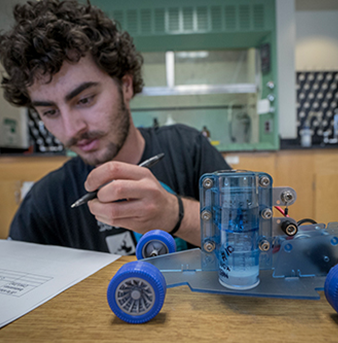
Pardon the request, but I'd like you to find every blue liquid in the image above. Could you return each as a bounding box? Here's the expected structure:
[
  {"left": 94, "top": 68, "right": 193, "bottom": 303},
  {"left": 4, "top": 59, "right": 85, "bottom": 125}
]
[{"left": 218, "top": 207, "right": 260, "bottom": 290}]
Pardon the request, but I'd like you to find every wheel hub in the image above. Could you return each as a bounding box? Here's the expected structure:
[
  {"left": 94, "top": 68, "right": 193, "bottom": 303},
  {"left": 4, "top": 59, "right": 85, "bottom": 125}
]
[
  {"left": 115, "top": 277, "right": 155, "bottom": 315},
  {"left": 142, "top": 240, "right": 169, "bottom": 258}
]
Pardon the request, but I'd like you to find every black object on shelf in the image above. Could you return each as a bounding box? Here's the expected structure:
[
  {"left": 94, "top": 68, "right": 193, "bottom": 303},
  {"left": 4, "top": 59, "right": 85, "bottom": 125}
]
[
  {"left": 27, "top": 109, "right": 64, "bottom": 153},
  {"left": 297, "top": 71, "right": 338, "bottom": 144}
]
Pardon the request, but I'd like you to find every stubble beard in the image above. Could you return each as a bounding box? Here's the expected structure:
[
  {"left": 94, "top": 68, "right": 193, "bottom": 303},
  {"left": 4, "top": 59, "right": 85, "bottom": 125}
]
[
  {"left": 94, "top": 105, "right": 130, "bottom": 166},
  {"left": 67, "top": 89, "right": 131, "bottom": 166}
]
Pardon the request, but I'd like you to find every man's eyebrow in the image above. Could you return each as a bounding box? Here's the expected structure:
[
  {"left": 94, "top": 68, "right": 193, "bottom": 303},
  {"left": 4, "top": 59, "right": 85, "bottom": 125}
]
[
  {"left": 31, "top": 82, "right": 100, "bottom": 108},
  {"left": 31, "top": 100, "right": 56, "bottom": 107},
  {"left": 64, "top": 82, "right": 99, "bottom": 102}
]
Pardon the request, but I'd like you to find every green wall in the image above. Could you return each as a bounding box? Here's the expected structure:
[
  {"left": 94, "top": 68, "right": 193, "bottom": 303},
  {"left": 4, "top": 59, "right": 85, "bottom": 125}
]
[{"left": 91, "top": 0, "right": 278, "bottom": 151}]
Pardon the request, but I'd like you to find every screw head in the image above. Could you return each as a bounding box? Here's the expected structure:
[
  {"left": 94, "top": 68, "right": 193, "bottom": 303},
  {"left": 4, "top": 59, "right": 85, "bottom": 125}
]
[
  {"left": 201, "top": 210, "right": 212, "bottom": 221},
  {"left": 259, "top": 240, "right": 270, "bottom": 251},
  {"left": 261, "top": 208, "right": 273, "bottom": 219},
  {"left": 202, "top": 178, "right": 213, "bottom": 189},
  {"left": 281, "top": 190, "right": 294, "bottom": 203},
  {"left": 259, "top": 176, "right": 270, "bottom": 187},
  {"left": 203, "top": 241, "right": 215, "bottom": 253}
]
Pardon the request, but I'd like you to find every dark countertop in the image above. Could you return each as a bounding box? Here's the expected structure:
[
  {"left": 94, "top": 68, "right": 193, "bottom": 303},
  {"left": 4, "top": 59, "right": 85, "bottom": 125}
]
[
  {"left": 280, "top": 138, "right": 338, "bottom": 150},
  {"left": 2, "top": 139, "right": 338, "bottom": 157}
]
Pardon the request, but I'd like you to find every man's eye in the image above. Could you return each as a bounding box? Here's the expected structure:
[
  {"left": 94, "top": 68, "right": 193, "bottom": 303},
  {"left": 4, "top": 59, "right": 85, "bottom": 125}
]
[
  {"left": 43, "top": 109, "right": 58, "bottom": 117},
  {"left": 78, "top": 95, "right": 94, "bottom": 106}
]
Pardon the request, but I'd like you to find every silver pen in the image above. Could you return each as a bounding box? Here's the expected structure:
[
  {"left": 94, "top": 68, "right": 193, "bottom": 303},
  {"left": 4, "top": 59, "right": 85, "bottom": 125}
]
[{"left": 71, "top": 153, "right": 165, "bottom": 208}]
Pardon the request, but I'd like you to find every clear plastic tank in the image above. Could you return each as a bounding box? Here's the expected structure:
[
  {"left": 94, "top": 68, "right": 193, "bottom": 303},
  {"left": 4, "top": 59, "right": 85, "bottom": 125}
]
[{"left": 218, "top": 172, "right": 260, "bottom": 290}]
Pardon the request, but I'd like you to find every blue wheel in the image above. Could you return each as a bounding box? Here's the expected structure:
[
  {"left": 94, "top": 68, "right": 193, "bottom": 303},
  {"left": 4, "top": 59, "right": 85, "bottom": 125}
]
[
  {"left": 107, "top": 261, "right": 167, "bottom": 324},
  {"left": 325, "top": 264, "right": 338, "bottom": 313},
  {"left": 135, "top": 230, "right": 176, "bottom": 260}
]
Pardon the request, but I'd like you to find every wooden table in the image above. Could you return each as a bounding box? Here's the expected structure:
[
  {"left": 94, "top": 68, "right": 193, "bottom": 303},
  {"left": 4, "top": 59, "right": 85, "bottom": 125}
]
[{"left": 0, "top": 256, "right": 338, "bottom": 343}]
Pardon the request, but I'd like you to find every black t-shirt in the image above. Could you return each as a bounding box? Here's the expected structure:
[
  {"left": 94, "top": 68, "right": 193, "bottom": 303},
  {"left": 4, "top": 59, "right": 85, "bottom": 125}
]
[{"left": 9, "top": 124, "right": 230, "bottom": 254}]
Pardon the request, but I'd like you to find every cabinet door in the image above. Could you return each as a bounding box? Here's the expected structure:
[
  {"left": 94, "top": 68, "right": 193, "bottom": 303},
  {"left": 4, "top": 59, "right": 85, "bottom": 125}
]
[
  {"left": 314, "top": 174, "right": 338, "bottom": 224},
  {"left": 0, "top": 156, "right": 69, "bottom": 239},
  {"left": 274, "top": 151, "right": 315, "bottom": 222},
  {"left": 313, "top": 150, "right": 338, "bottom": 224},
  {"left": 0, "top": 180, "right": 21, "bottom": 239},
  {"left": 223, "top": 152, "right": 276, "bottom": 178}
]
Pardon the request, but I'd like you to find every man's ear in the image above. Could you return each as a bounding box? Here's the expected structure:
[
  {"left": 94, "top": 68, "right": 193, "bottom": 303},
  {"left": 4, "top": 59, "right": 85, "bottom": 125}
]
[{"left": 121, "top": 74, "right": 134, "bottom": 102}]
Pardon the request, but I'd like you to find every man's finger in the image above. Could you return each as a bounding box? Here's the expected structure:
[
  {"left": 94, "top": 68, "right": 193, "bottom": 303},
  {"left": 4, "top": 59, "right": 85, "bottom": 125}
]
[{"left": 85, "top": 161, "right": 151, "bottom": 192}]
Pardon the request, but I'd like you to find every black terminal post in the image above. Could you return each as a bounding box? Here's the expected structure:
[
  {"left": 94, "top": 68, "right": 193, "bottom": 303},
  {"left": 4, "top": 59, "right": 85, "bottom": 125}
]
[{"left": 281, "top": 220, "right": 298, "bottom": 236}]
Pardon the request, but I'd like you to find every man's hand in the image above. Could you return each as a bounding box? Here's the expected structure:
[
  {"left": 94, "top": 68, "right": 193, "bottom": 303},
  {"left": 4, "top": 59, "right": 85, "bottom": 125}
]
[
  {"left": 85, "top": 161, "right": 179, "bottom": 234},
  {"left": 84, "top": 161, "right": 201, "bottom": 246}
]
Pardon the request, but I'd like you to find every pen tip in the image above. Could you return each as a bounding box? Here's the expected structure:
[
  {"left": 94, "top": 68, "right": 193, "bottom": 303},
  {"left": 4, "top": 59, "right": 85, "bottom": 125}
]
[{"left": 71, "top": 203, "right": 77, "bottom": 208}]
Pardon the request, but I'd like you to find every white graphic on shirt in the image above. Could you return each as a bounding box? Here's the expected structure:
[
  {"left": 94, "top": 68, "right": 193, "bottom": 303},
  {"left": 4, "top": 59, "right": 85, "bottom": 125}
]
[
  {"left": 105, "top": 232, "right": 135, "bottom": 255},
  {"left": 97, "top": 220, "right": 120, "bottom": 232}
]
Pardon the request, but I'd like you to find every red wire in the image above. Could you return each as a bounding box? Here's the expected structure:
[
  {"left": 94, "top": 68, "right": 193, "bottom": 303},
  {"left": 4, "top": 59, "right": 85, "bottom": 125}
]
[{"left": 274, "top": 206, "right": 290, "bottom": 217}]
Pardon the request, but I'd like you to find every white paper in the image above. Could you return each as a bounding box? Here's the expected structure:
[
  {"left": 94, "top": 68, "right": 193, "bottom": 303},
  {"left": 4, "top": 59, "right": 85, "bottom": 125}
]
[{"left": 0, "top": 240, "right": 120, "bottom": 328}]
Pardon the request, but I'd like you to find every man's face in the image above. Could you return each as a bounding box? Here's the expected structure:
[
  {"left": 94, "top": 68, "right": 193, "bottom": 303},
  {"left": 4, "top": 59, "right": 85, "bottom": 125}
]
[{"left": 28, "top": 55, "right": 132, "bottom": 166}]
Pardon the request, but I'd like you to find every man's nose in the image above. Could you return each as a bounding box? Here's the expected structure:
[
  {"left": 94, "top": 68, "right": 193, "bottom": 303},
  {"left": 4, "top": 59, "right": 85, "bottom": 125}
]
[{"left": 62, "top": 110, "right": 87, "bottom": 138}]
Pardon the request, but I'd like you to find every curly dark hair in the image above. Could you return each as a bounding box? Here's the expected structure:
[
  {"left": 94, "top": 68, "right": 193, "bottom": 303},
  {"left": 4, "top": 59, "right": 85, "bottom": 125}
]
[{"left": 0, "top": 0, "right": 144, "bottom": 107}]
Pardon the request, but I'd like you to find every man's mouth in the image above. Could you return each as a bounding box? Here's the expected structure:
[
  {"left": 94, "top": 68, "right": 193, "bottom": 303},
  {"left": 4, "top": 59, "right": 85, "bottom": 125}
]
[{"left": 76, "top": 138, "right": 99, "bottom": 152}]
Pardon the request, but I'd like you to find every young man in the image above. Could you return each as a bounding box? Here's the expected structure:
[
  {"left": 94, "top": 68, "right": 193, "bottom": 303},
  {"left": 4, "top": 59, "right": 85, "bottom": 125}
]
[{"left": 0, "top": 0, "right": 230, "bottom": 254}]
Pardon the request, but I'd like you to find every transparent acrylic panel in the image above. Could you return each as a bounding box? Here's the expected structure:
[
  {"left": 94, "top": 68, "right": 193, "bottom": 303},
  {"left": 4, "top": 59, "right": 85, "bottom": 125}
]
[
  {"left": 140, "top": 171, "right": 337, "bottom": 301},
  {"left": 142, "top": 52, "right": 167, "bottom": 87},
  {"left": 143, "top": 249, "right": 326, "bottom": 300},
  {"left": 273, "top": 223, "right": 338, "bottom": 278},
  {"left": 199, "top": 171, "right": 272, "bottom": 289},
  {"left": 143, "top": 222, "right": 338, "bottom": 299},
  {"left": 174, "top": 49, "right": 256, "bottom": 86}
]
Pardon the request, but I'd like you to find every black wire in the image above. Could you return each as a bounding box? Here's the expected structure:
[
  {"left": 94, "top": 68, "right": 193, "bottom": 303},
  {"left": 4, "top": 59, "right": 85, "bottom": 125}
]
[{"left": 297, "top": 218, "right": 317, "bottom": 226}]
